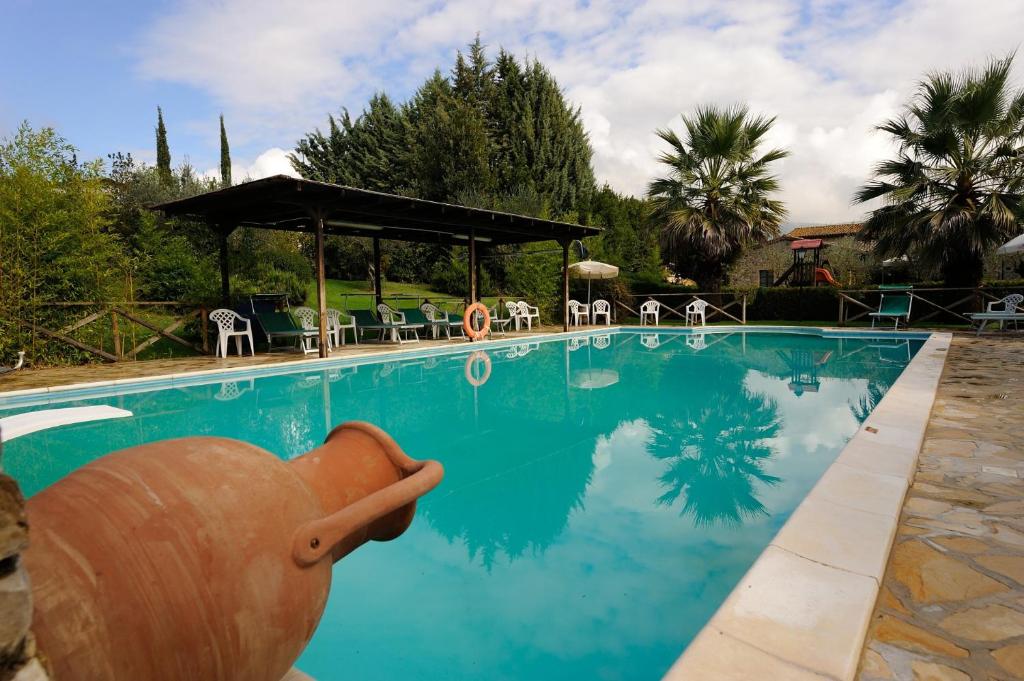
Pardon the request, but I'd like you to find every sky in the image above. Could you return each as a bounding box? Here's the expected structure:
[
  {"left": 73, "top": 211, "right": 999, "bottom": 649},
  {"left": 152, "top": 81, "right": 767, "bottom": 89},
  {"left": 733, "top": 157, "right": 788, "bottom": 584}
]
[{"left": 2, "top": 0, "right": 1023, "bottom": 226}]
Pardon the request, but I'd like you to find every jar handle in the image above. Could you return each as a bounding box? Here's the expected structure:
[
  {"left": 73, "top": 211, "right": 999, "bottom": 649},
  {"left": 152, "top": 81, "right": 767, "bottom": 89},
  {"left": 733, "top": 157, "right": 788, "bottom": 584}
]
[{"left": 291, "top": 457, "right": 443, "bottom": 567}]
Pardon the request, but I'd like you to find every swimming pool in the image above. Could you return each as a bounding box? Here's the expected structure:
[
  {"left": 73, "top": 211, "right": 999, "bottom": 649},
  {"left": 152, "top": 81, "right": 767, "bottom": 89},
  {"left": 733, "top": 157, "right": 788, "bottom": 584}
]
[{"left": 0, "top": 329, "right": 925, "bottom": 680}]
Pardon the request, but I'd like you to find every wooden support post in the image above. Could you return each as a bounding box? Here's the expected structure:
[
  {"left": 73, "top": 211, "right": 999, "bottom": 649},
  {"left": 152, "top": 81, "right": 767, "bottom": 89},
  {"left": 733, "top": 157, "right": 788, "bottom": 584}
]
[
  {"left": 111, "top": 310, "right": 121, "bottom": 358},
  {"left": 218, "top": 230, "right": 230, "bottom": 306},
  {"left": 838, "top": 295, "right": 845, "bottom": 327},
  {"left": 468, "top": 230, "right": 478, "bottom": 303},
  {"left": 741, "top": 295, "right": 747, "bottom": 324},
  {"left": 475, "top": 245, "right": 483, "bottom": 300},
  {"left": 314, "top": 212, "right": 329, "bottom": 359},
  {"left": 562, "top": 240, "right": 570, "bottom": 332},
  {"left": 372, "top": 237, "right": 383, "bottom": 307}
]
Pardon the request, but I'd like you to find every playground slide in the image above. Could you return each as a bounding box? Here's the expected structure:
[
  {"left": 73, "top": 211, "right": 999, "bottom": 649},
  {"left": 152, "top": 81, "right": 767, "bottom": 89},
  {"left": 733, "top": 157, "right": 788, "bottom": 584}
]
[{"left": 814, "top": 267, "right": 839, "bottom": 286}]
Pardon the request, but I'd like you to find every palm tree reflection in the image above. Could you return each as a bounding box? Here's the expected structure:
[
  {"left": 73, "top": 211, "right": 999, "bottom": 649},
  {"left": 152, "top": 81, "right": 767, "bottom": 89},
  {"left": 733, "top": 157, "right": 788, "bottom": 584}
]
[{"left": 650, "top": 388, "right": 781, "bottom": 527}]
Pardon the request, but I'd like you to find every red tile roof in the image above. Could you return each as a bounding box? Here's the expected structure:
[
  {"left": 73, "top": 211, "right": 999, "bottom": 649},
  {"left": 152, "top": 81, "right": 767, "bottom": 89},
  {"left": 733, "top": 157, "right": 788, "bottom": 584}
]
[{"left": 785, "top": 223, "right": 862, "bottom": 239}]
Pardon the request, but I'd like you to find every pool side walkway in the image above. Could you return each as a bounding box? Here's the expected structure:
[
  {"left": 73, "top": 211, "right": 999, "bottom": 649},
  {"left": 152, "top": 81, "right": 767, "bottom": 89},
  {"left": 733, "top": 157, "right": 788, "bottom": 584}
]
[
  {"left": 858, "top": 334, "right": 1024, "bottom": 681},
  {"left": 0, "top": 327, "right": 561, "bottom": 394}
]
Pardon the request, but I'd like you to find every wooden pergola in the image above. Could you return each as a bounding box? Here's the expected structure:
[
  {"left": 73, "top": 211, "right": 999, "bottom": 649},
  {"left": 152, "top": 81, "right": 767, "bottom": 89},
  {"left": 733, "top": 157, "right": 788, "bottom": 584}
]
[{"left": 152, "top": 175, "right": 600, "bottom": 357}]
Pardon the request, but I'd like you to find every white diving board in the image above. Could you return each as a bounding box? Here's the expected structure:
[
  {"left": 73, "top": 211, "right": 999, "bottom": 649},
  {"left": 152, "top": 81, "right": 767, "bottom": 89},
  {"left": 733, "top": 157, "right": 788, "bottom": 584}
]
[{"left": 0, "top": 406, "right": 133, "bottom": 443}]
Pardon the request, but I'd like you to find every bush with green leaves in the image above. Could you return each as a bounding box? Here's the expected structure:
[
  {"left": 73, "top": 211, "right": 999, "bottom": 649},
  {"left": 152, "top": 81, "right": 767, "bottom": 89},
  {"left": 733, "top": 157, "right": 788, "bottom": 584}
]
[{"left": 0, "top": 123, "right": 125, "bottom": 364}]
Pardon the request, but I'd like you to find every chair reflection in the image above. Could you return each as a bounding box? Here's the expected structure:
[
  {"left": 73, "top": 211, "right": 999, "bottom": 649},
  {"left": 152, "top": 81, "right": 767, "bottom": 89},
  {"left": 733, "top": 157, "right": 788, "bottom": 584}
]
[{"left": 214, "top": 378, "right": 255, "bottom": 401}]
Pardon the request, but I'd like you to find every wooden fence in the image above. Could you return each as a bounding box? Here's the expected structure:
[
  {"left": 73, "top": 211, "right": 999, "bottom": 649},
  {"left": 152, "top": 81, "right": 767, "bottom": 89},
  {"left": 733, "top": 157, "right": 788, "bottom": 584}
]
[
  {"left": 835, "top": 286, "right": 1020, "bottom": 326},
  {"left": 615, "top": 292, "right": 748, "bottom": 325},
  {"left": 13, "top": 302, "right": 210, "bottom": 363}
]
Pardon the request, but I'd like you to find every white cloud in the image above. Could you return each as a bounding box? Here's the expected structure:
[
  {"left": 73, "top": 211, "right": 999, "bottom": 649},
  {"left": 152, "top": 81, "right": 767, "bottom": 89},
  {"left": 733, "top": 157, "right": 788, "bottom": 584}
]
[
  {"left": 201, "top": 147, "right": 299, "bottom": 185},
  {"left": 140, "top": 0, "right": 1024, "bottom": 224}
]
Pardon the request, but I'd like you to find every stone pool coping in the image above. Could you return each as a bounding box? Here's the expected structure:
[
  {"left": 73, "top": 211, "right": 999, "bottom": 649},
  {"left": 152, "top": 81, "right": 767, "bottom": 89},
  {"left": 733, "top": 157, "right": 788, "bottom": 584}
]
[{"left": 664, "top": 331, "right": 952, "bottom": 681}]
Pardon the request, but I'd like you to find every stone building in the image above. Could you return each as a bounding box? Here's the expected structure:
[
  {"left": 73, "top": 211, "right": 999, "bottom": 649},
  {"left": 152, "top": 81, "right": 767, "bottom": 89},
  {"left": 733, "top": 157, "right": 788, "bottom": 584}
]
[{"left": 728, "top": 223, "right": 878, "bottom": 288}]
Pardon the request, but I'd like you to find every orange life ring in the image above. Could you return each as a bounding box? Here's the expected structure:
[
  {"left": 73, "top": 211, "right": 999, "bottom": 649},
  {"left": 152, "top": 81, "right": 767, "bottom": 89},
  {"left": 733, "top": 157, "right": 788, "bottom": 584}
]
[
  {"left": 462, "top": 303, "right": 490, "bottom": 341},
  {"left": 464, "top": 351, "right": 492, "bottom": 387}
]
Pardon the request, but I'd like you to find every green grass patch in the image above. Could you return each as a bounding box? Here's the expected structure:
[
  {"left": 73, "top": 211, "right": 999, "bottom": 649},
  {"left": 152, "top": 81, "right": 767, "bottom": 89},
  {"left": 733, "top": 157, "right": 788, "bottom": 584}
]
[{"left": 308, "top": 280, "right": 507, "bottom": 313}]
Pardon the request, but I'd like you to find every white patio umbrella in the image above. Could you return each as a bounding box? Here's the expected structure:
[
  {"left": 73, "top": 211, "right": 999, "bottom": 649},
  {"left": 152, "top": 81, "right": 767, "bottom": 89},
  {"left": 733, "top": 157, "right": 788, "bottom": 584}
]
[
  {"left": 568, "top": 260, "right": 619, "bottom": 305},
  {"left": 997, "top": 234, "right": 1024, "bottom": 255}
]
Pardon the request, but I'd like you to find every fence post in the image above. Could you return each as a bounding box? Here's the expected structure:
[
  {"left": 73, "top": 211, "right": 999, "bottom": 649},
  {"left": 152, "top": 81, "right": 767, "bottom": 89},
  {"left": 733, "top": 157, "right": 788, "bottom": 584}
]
[
  {"left": 838, "top": 295, "right": 845, "bottom": 327},
  {"left": 741, "top": 295, "right": 747, "bottom": 324},
  {"left": 111, "top": 310, "right": 122, "bottom": 359}
]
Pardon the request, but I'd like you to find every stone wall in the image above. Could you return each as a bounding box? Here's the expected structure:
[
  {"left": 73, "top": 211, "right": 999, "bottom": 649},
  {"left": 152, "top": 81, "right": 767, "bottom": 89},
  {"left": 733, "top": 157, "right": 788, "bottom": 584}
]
[
  {"left": 0, "top": 441, "right": 50, "bottom": 681},
  {"left": 728, "top": 236, "right": 881, "bottom": 288}
]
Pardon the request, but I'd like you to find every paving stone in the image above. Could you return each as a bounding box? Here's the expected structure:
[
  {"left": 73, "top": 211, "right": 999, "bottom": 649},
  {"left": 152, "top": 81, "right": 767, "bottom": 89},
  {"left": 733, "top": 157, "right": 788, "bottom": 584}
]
[
  {"left": 872, "top": 615, "right": 968, "bottom": 658},
  {"left": 976, "top": 555, "right": 1024, "bottom": 585},
  {"left": 861, "top": 648, "right": 893, "bottom": 679},
  {"left": 939, "top": 604, "right": 1024, "bottom": 641},
  {"left": 905, "top": 498, "right": 953, "bottom": 517},
  {"left": 909, "top": 660, "right": 969, "bottom": 681},
  {"left": 984, "top": 500, "right": 1024, "bottom": 515},
  {"left": 991, "top": 642, "right": 1024, "bottom": 677},
  {"left": 879, "top": 586, "right": 910, "bottom": 615},
  {"left": 858, "top": 336, "right": 1024, "bottom": 681},
  {"left": 931, "top": 536, "right": 990, "bottom": 554},
  {"left": 891, "top": 539, "right": 1008, "bottom": 603},
  {"left": 922, "top": 440, "right": 977, "bottom": 458}
]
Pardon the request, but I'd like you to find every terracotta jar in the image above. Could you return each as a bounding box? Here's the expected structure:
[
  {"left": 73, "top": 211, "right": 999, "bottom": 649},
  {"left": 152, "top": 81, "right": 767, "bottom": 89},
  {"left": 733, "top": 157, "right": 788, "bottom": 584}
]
[{"left": 22, "top": 421, "right": 442, "bottom": 681}]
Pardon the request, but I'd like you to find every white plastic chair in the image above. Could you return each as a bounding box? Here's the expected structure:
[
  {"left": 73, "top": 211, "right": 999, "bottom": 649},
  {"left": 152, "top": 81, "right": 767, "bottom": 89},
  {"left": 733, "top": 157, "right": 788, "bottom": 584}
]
[
  {"left": 377, "top": 303, "right": 420, "bottom": 344},
  {"left": 685, "top": 298, "right": 708, "bottom": 326},
  {"left": 505, "top": 301, "right": 521, "bottom": 330},
  {"left": 568, "top": 300, "right": 589, "bottom": 326},
  {"left": 292, "top": 306, "right": 324, "bottom": 355},
  {"left": 640, "top": 300, "right": 661, "bottom": 326},
  {"left": 591, "top": 299, "right": 611, "bottom": 325},
  {"left": 326, "top": 308, "right": 357, "bottom": 347},
  {"left": 210, "top": 308, "right": 254, "bottom": 358},
  {"left": 516, "top": 301, "right": 540, "bottom": 330}
]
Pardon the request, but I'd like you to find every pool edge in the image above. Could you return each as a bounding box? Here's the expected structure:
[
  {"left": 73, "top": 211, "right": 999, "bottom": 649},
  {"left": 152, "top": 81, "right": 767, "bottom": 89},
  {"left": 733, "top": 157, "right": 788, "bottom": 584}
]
[
  {"left": 662, "top": 331, "right": 951, "bottom": 681},
  {"left": 0, "top": 325, "right": 931, "bottom": 409}
]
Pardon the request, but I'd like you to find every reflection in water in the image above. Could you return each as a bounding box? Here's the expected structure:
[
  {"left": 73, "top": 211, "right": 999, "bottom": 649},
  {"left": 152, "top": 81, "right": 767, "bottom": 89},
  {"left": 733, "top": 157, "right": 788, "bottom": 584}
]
[
  {"left": 778, "top": 348, "right": 833, "bottom": 396},
  {"left": 649, "top": 387, "right": 781, "bottom": 526},
  {"left": 851, "top": 381, "right": 887, "bottom": 423},
  {"left": 0, "top": 331, "right": 925, "bottom": 681}
]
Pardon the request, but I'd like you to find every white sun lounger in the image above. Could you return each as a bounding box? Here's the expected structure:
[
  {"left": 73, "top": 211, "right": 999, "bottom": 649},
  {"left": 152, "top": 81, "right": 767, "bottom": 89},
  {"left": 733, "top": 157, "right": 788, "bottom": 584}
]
[
  {"left": 969, "top": 294, "right": 1024, "bottom": 335},
  {"left": 0, "top": 406, "right": 133, "bottom": 443}
]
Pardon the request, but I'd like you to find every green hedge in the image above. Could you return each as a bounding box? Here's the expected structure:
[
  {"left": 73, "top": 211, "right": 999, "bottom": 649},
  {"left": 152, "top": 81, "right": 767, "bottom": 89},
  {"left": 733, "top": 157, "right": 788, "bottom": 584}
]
[{"left": 741, "top": 287, "right": 839, "bottom": 321}]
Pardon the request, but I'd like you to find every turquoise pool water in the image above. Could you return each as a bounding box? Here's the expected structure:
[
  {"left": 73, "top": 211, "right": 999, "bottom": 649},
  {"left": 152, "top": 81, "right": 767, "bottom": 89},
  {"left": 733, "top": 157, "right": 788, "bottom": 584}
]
[{"left": 0, "top": 330, "right": 922, "bottom": 680}]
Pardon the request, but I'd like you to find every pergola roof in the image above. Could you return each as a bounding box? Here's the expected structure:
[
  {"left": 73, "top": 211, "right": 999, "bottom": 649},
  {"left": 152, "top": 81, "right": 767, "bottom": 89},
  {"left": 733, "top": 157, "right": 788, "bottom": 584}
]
[{"left": 151, "top": 175, "right": 600, "bottom": 245}]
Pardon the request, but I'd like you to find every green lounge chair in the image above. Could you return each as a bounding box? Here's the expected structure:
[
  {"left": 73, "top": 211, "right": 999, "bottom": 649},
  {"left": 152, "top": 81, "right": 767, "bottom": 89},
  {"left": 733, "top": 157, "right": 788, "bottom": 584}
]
[
  {"left": 870, "top": 285, "right": 913, "bottom": 330},
  {"left": 255, "top": 311, "right": 314, "bottom": 352},
  {"left": 349, "top": 309, "right": 391, "bottom": 343}
]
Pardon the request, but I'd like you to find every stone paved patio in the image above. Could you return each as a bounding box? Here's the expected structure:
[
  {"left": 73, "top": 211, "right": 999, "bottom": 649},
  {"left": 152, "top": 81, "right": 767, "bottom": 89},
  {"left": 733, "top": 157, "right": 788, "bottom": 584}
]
[{"left": 859, "top": 334, "right": 1024, "bottom": 681}]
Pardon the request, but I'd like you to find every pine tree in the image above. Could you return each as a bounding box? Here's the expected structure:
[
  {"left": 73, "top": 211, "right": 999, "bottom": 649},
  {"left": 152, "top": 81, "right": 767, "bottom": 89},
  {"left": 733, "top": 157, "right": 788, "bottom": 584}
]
[
  {"left": 219, "top": 114, "right": 231, "bottom": 187},
  {"left": 156, "top": 107, "right": 172, "bottom": 186}
]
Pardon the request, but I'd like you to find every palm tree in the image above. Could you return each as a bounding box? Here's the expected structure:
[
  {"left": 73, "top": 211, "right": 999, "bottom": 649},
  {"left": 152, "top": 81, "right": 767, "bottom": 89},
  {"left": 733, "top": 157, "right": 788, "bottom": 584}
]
[
  {"left": 855, "top": 55, "right": 1024, "bottom": 286},
  {"left": 647, "top": 105, "right": 788, "bottom": 288}
]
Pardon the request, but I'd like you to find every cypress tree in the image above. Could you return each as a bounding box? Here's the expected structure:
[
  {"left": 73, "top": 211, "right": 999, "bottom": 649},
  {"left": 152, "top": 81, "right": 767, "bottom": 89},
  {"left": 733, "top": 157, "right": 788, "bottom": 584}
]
[
  {"left": 156, "top": 107, "right": 172, "bottom": 186},
  {"left": 219, "top": 114, "right": 231, "bottom": 187}
]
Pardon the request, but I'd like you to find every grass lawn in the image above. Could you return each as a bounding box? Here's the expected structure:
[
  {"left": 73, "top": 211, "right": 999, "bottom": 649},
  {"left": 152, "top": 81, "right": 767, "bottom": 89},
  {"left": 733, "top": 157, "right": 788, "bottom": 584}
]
[{"left": 307, "top": 280, "right": 507, "bottom": 312}]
